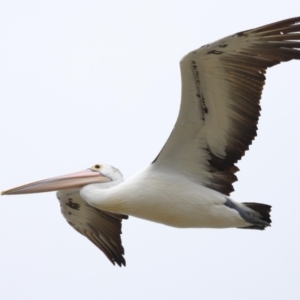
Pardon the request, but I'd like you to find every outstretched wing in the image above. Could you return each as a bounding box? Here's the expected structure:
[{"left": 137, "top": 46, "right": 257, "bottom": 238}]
[
  {"left": 57, "top": 191, "right": 128, "bottom": 266},
  {"left": 153, "top": 17, "right": 300, "bottom": 195}
]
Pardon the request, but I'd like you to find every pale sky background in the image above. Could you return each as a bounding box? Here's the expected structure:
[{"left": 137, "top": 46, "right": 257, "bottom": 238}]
[{"left": 0, "top": 1, "right": 300, "bottom": 299}]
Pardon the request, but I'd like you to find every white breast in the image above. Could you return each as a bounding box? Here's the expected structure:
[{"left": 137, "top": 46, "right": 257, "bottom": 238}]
[{"left": 81, "top": 165, "right": 249, "bottom": 228}]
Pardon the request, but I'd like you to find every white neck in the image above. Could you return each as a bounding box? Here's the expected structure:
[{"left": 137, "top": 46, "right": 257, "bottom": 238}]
[{"left": 80, "top": 177, "right": 124, "bottom": 212}]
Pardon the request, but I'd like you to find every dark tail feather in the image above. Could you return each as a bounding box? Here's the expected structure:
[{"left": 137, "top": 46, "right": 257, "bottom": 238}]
[
  {"left": 239, "top": 202, "right": 272, "bottom": 230},
  {"left": 243, "top": 202, "right": 272, "bottom": 224},
  {"left": 224, "top": 199, "right": 272, "bottom": 230}
]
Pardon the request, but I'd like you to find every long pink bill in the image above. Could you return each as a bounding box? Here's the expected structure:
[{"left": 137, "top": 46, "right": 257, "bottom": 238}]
[{"left": 1, "top": 169, "right": 110, "bottom": 195}]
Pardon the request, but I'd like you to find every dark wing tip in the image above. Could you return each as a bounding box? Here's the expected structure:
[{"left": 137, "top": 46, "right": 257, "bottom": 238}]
[
  {"left": 59, "top": 193, "right": 128, "bottom": 267},
  {"left": 206, "top": 17, "right": 300, "bottom": 195}
]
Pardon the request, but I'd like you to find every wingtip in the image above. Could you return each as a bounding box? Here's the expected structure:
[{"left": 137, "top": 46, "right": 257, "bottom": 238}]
[{"left": 112, "top": 257, "right": 126, "bottom": 267}]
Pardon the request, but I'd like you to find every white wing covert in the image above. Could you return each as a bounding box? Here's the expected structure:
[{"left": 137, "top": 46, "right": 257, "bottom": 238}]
[{"left": 153, "top": 17, "right": 300, "bottom": 195}]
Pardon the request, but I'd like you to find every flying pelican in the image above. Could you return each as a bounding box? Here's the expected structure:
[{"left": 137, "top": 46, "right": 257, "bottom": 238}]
[{"left": 2, "top": 17, "right": 300, "bottom": 267}]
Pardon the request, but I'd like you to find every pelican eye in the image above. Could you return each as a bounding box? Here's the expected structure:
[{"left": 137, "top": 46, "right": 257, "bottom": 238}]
[{"left": 92, "top": 164, "right": 102, "bottom": 170}]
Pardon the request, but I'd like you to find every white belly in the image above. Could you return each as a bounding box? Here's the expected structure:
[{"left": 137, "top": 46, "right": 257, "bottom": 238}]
[{"left": 81, "top": 166, "right": 250, "bottom": 229}]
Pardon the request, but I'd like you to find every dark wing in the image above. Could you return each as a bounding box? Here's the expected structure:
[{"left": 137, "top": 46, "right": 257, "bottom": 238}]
[
  {"left": 57, "top": 191, "right": 128, "bottom": 267},
  {"left": 153, "top": 17, "right": 300, "bottom": 195}
]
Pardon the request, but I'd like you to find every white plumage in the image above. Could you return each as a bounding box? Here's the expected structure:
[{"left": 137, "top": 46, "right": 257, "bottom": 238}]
[{"left": 2, "top": 17, "right": 300, "bottom": 266}]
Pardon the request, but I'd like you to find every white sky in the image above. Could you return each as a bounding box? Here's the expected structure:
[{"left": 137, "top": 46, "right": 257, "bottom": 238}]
[{"left": 0, "top": 1, "right": 300, "bottom": 299}]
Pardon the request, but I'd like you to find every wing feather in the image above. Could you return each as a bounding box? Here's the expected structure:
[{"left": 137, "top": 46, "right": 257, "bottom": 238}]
[
  {"left": 57, "top": 191, "right": 128, "bottom": 266},
  {"left": 153, "top": 17, "right": 300, "bottom": 195}
]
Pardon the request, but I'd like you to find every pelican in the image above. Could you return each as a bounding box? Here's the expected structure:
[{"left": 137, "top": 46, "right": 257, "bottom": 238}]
[{"left": 2, "top": 17, "right": 300, "bottom": 267}]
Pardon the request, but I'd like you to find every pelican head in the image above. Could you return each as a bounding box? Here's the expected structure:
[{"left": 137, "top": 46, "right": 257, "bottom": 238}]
[{"left": 1, "top": 164, "right": 123, "bottom": 195}]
